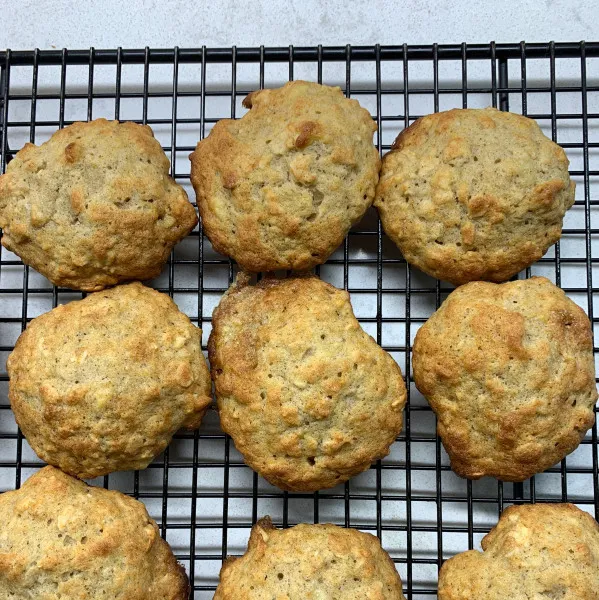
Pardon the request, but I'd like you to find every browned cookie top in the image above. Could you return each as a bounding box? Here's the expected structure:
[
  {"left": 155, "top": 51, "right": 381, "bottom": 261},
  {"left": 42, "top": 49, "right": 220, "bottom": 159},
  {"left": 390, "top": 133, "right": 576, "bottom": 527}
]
[
  {"left": 190, "top": 80, "right": 380, "bottom": 272},
  {"left": 209, "top": 275, "right": 406, "bottom": 491},
  {"left": 7, "top": 282, "right": 212, "bottom": 479},
  {"left": 413, "top": 277, "right": 597, "bottom": 481}
]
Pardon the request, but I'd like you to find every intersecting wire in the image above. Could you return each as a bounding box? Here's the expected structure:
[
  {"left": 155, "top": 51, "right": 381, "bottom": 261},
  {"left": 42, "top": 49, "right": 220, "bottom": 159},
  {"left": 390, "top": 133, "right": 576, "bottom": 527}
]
[{"left": 0, "top": 44, "right": 597, "bottom": 599}]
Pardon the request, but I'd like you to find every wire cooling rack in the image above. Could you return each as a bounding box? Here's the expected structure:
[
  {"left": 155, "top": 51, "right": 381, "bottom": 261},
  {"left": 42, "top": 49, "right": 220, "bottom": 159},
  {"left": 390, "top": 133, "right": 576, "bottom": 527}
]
[{"left": 0, "top": 43, "right": 598, "bottom": 599}]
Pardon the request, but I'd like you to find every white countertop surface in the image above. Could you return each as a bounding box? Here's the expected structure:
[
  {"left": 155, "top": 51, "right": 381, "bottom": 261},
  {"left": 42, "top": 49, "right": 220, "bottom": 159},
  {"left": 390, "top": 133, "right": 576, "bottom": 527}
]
[{"left": 3, "top": 0, "right": 599, "bottom": 50}]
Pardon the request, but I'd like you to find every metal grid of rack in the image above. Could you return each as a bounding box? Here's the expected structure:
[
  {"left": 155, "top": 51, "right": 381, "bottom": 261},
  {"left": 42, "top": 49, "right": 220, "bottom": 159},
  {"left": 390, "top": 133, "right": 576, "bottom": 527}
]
[{"left": 0, "top": 43, "right": 598, "bottom": 599}]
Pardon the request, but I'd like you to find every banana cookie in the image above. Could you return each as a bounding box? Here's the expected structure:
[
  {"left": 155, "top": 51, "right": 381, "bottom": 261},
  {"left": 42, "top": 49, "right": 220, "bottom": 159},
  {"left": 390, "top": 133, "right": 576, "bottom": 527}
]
[
  {"left": 0, "top": 467, "right": 189, "bottom": 600},
  {"left": 190, "top": 80, "right": 380, "bottom": 272},
  {"left": 214, "top": 517, "right": 405, "bottom": 600},
  {"left": 375, "top": 108, "right": 575, "bottom": 285},
  {"left": 0, "top": 119, "right": 197, "bottom": 290},
  {"left": 0, "top": 466, "right": 189, "bottom": 599},
  {"left": 209, "top": 275, "right": 406, "bottom": 491},
  {"left": 7, "top": 282, "right": 212, "bottom": 479},
  {"left": 438, "top": 503, "right": 599, "bottom": 600},
  {"left": 413, "top": 277, "right": 597, "bottom": 481}
]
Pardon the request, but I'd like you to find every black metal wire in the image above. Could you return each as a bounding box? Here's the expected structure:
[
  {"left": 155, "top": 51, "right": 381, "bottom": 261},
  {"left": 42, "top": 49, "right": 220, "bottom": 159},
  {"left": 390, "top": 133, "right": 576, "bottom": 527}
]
[
  {"left": 2, "top": 43, "right": 599, "bottom": 67},
  {"left": 0, "top": 44, "right": 598, "bottom": 599},
  {"left": 579, "top": 41, "right": 599, "bottom": 520}
]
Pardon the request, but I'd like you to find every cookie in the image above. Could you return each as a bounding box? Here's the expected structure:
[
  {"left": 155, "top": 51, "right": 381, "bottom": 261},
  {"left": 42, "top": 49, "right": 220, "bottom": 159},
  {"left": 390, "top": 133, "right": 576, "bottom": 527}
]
[
  {"left": 413, "top": 277, "right": 597, "bottom": 481},
  {"left": 0, "top": 466, "right": 189, "bottom": 599},
  {"left": 7, "top": 282, "right": 212, "bottom": 479},
  {"left": 209, "top": 275, "right": 406, "bottom": 491},
  {"left": 190, "top": 80, "right": 380, "bottom": 272},
  {"left": 214, "top": 517, "right": 405, "bottom": 599},
  {"left": 375, "top": 108, "right": 575, "bottom": 285},
  {"left": 0, "top": 119, "right": 197, "bottom": 291},
  {"left": 438, "top": 503, "right": 599, "bottom": 600}
]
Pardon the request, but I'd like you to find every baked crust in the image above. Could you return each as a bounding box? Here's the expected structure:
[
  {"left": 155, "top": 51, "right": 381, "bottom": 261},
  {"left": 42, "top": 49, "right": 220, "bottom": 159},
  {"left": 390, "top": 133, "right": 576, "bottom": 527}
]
[
  {"left": 190, "top": 80, "right": 380, "bottom": 272},
  {"left": 0, "top": 466, "right": 189, "bottom": 599},
  {"left": 0, "top": 119, "right": 197, "bottom": 291},
  {"left": 209, "top": 275, "right": 406, "bottom": 491},
  {"left": 438, "top": 503, "right": 599, "bottom": 600},
  {"left": 375, "top": 108, "right": 575, "bottom": 285},
  {"left": 413, "top": 277, "right": 597, "bottom": 481},
  {"left": 7, "top": 282, "right": 212, "bottom": 479},
  {"left": 214, "top": 517, "right": 406, "bottom": 599}
]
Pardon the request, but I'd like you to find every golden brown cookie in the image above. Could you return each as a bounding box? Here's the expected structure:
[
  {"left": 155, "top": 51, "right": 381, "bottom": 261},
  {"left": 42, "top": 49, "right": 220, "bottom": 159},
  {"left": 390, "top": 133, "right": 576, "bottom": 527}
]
[
  {"left": 438, "top": 503, "right": 599, "bottom": 600},
  {"left": 190, "top": 80, "right": 380, "bottom": 272},
  {"left": 214, "top": 517, "right": 405, "bottom": 600},
  {"left": 7, "top": 282, "right": 212, "bottom": 479},
  {"left": 375, "top": 108, "right": 575, "bottom": 285},
  {"left": 209, "top": 275, "right": 406, "bottom": 491},
  {"left": 0, "top": 119, "right": 197, "bottom": 291},
  {"left": 413, "top": 277, "right": 597, "bottom": 481},
  {"left": 0, "top": 466, "right": 189, "bottom": 599}
]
